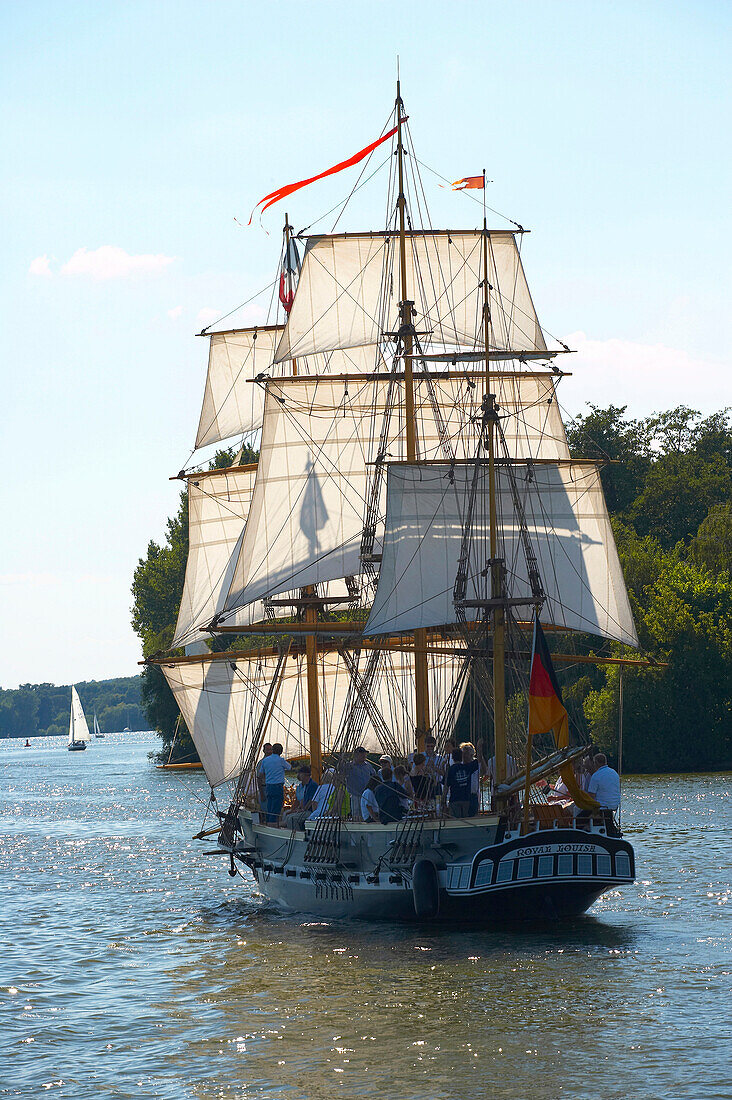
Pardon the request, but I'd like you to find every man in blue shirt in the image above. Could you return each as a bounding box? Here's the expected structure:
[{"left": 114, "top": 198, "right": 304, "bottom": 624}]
[
  {"left": 283, "top": 765, "right": 318, "bottom": 830},
  {"left": 257, "top": 743, "right": 292, "bottom": 823}
]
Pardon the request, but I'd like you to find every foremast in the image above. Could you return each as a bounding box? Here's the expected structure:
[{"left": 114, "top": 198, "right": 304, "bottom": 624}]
[
  {"left": 395, "top": 82, "right": 431, "bottom": 750},
  {"left": 285, "top": 211, "right": 323, "bottom": 781},
  {"left": 481, "top": 207, "right": 508, "bottom": 788}
]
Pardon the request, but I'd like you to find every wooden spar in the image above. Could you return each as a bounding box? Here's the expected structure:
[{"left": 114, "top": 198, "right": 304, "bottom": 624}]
[
  {"left": 246, "top": 368, "right": 572, "bottom": 383},
  {"left": 146, "top": 643, "right": 665, "bottom": 669},
  {"left": 396, "top": 80, "right": 430, "bottom": 750},
  {"left": 483, "top": 208, "right": 508, "bottom": 787},
  {"left": 171, "top": 462, "right": 258, "bottom": 482},
  {"left": 304, "top": 595, "right": 323, "bottom": 781}
]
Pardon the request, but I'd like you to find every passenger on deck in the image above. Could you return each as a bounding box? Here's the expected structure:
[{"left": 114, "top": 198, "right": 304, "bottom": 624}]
[
  {"left": 378, "top": 754, "right": 394, "bottom": 780},
  {"left": 374, "top": 766, "right": 406, "bottom": 824},
  {"left": 345, "top": 746, "right": 377, "bottom": 821},
  {"left": 460, "top": 742, "right": 484, "bottom": 816},
  {"left": 360, "top": 776, "right": 380, "bottom": 823},
  {"left": 308, "top": 769, "right": 337, "bottom": 819},
  {"left": 445, "top": 748, "right": 472, "bottom": 818},
  {"left": 587, "top": 753, "right": 621, "bottom": 811},
  {"left": 258, "top": 743, "right": 291, "bottom": 824},
  {"left": 409, "top": 753, "right": 436, "bottom": 804},
  {"left": 283, "top": 765, "right": 318, "bottom": 830},
  {"left": 408, "top": 735, "right": 446, "bottom": 780},
  {"left": 256, "top": 742, "right": 273, "bottom": 801},
  {"left": 393, "top": 765, "right": 413, "bottom": 813}
]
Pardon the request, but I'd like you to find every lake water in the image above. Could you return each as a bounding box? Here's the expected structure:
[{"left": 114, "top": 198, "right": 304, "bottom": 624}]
[{"left": 1, "top": 732, "right": 730, "bottom": 1099}]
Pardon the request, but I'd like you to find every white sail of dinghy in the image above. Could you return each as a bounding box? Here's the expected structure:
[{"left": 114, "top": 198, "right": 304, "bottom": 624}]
[
  {"left": 217, "top": 371, "right": 569, "bottom": 623},
  {"left": 69, "top": 686, "right": 92, "bottom": 745},
  {"left": 274, "top": 230, "right": 550, "bottom": 364},
  {"left": 364, "top": 461, "right": 638, "bottom": 647}
]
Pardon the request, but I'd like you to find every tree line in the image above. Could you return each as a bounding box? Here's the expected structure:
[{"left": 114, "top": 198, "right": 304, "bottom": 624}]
[
  {"left": 130, "top": 410, "right": 731, "bottom": 773},
  {"left": 0, "top": 676, "right": 146, "bottom": 739}
]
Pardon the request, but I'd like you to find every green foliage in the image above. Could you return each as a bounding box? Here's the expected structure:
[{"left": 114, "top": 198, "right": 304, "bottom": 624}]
[
  {"left": 583, "top": 558, "right": 731, "bottom": 771},
  {"left": 561, "top": 404, "right": 731, "bottom": 771},
  {"left": 0, "top": 677, "right": 146, "bottom": 739},
  {"left": 566, "top": 404, "right": 651, "bottom": 513},
  {"left": 689, "top": 502, "right": 732, "bottom": 574}
]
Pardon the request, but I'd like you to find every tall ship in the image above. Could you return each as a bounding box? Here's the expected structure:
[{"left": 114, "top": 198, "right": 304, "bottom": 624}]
[{"left": 150, "top": 88, "right": 644, "bottom": 922}]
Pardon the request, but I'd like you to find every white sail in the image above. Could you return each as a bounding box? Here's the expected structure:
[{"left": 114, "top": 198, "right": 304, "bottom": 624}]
[
  {"left": 172, "top": 465, "right": 258, "bottom": 648},
  {"left": 161, "top": 647, "right": 467, "bottom": 788},
  {"left": 196, "top": 327, "right": 283, "bottom": 449},
  {"left": 195, "top": 327, "right": 387, "bottom": 450},
  {"left": 219, "top": 372, "right": 568, "bottom": 620},
  {"left": 275, "top": 231, "right": 547, "bottom": 363},
  {"left": 365, "top": 462, "right": 638, "bottom": 647},
  {"left": 69, "top": 686, "right": 91, "bottom": 744}
]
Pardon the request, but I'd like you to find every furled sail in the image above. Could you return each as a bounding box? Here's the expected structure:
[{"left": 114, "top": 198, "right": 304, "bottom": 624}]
[
  {"left": 274, "top": 231, "right": 547, "bottom": 363},
  {"left": 195, "top": 327, "right": 387, "bottom": 450},
  {"left": 69, "top": 686, "right": 91, "bottom": 744},
  {"left": 161, "top": 648, "right": 467, "bottom": 788},
  {"left": 172, "top": 465, "right": 258, "bottom": 648},
  {"left": 365, "top": 462, "right": 638, "bottom": 647},
  {"left": 219, "top": 372, "right": 568, "bottom": 621}
]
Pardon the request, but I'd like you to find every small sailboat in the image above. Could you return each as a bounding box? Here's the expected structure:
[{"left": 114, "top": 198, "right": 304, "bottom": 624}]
[
  {"left": 93, "top": 713, "right": 105, "bottom": 739},
  {"left": 68, "top": 686, "right": 91, "bottom": 751}
]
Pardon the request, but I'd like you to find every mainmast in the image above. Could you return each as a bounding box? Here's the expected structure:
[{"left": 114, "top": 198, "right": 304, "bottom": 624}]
[
  {"left": 396, "top": 82, "right": 430, "bottom": 750},
  {"left": 481, "top": 208, "right": 508, "bottom": 786},
  {"left": 286, "top": 211, "right": 322, "bottom": 780}
]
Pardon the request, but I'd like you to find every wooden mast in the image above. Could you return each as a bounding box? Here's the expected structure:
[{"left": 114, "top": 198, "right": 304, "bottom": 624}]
[
  {"left": 482, "top": 197, "right": 507, "bottom": 787},
  {"left": 396, "top": 81, "right": 430, "bottom": 751},
  {"left": 285, "top": 211, "right": 322, "bottom": 781}
]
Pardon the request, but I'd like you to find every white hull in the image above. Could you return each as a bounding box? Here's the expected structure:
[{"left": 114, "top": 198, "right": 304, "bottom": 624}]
[{"left": 223, "top": 809, "right": 634, "bottom": 924}]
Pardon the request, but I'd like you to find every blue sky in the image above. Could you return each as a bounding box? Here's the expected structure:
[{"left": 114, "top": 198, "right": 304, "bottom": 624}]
[{"left": 1, "top": 0, "right": 730, "bottom": 689}]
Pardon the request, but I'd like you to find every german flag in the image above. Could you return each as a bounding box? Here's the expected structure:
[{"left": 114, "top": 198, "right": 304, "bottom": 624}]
[
  {"left": 528, "top": 616, "right": 598, "bottom": 809},
  {"left": 528, "top": 616, "right": 569, "bottom": 744}
]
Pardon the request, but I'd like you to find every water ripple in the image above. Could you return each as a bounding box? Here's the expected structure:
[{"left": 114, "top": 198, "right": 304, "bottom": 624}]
[{"left": 1, "top": 735, "right": 730, "bottom": 1099}]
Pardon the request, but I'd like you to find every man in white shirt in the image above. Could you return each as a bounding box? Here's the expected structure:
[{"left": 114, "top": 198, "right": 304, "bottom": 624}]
[
  {"left": 587, "top": 753, "right": 621, "bottom": 811},
  {"left": 360, "top": 777, "right": 380, "bottom": 822},
  {"left": 257, "top": 743, "right": 291, "bottom": 824}
]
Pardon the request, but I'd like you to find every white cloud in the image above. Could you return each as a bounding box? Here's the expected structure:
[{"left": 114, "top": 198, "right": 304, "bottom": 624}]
[
  {"left": 196, "top": 307, "right": 222, "bottom": 328},
  {"left": 60, "top": 245, "right": 175, "bottom": 280},
  {"left": 167, "top": 305, "right": 183, "bottom": 319},
  {"left": 28, "top": 254, "right": 52, "bottom": 277},
  {"left": 560, "top": 332, "right": 728, "bottom": 418}
]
